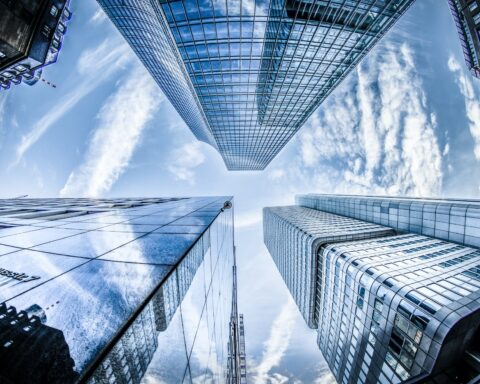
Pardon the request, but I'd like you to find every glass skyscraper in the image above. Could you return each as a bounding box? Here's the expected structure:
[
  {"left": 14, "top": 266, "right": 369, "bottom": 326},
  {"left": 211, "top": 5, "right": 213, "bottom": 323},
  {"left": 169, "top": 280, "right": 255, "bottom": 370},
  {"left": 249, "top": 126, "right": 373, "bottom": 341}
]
[
  {"left": 264, "top": 195, "right": 480, "bottom": 384},
  {"left": 0, "top": 196, "right": 245, "bottom": 383},
  {"left": 448, "top": 0, "right": 480, "bottom": 79},
  {"left": 96, "top": 0, "right": 414, "bottom": 170}
]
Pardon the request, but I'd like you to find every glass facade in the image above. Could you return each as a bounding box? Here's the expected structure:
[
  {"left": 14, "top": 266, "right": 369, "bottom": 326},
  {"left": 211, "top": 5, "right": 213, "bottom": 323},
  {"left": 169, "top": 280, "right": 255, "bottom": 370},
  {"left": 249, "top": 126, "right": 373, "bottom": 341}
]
[
  {"left": 0, "top": 196, "right": 243, "bottom": 383},
  {"left": 263, "top": 205, "right": 395, "bottom": 327},
  {"left": 297, "top": 194, "right": 480, "bottom": 248},
  {"left": 264, "top": 196, "right": 480, "bottom": 384},
  {"left": 448, "top": 0, "right": 480, "bottom": 78},
  {"left": 97, "top": 0, "right": 414, "bottom": 170}
]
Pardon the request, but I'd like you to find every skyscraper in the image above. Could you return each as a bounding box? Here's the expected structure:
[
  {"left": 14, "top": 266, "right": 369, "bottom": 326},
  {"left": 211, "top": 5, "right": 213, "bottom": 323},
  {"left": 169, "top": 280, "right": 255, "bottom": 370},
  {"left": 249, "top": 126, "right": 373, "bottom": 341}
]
[
  {"left": 448, "top": 0, "right": 480, "bottom": 79},
  {"left": 96, "top": 0, "right": 414, "bottom": 170},
  {"left": 0, "top": 0, "right": 72, "bottom": 90},
  {"left": 0, "top": 196, "right": 245, "bottom": 383},
  {"left": 227, "top": 255, "right": 248, "bottom": 384},
  {"left": 264, "top": 195, "right": 480, "bottom": 384}
]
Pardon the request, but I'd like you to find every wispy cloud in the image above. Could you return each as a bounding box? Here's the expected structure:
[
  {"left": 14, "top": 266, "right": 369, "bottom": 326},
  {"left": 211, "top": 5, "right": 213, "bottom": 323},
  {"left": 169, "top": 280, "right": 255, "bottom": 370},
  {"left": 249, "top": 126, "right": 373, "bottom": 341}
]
[
  {"left": 60, "top": 67, "right": 161, "bottom": 197},
  {"left": 236, "top": 210, "right": 262, "bottom": 229},
  {"left": 291, "top": 42, "right": 443, "bottom": 197},
  {"left": 13, "top": 38, "right": 132, "bottom": 166},
  {"left": 447, "top": 55, "right": 480, "bottom": 160},
  {"left": 89, "top": 7, "right": 107, "bottom": 25},
  {"left": 252, "top": 298, "right": 297, "bottom": 384},
  {"left": 313, "top": 367, "right": 336, "bottom": 384},
  {"left": 267, "top": 169, "right": 285, "bottom": 181},
  {"left": 167, "top": 142, "right": 206, "bottom": 184}
]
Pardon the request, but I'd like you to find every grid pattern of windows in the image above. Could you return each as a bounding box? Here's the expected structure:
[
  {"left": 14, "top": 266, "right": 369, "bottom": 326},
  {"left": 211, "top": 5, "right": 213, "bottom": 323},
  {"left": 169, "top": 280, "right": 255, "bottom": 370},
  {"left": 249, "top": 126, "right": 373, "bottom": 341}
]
[
  {"left": 97, "top": 0, "right": 414, "bottom": 170},
  {"left": 318, "top": 234, "right": 480, "bottom": 384},
  {"left": 263, "top": 205, "right": 394, "bottom": 327},
  {"left": 96, "top": 0, "right": 217, "bottom": 146},
  {"left": 0, "top": 197, "right": 237, "bottom": 383},
  {"left": 298, "top": 194, "right": 480, "bottom": 248},
  {"left": 264, "top": 195, "right": 480, "bottom": 384},
  {"left": 447, "top": 0, "right": 480, "bottom": 78}
]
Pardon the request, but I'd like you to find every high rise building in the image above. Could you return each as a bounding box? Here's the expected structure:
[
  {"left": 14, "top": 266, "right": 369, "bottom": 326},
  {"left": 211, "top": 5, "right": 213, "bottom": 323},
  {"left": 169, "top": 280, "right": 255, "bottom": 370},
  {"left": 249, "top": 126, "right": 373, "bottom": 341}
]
[
  {"left": 0, "top": 0, "right": 72, "bottom": 91},
  {"left": 227, "top": 256, "right": 248, "bottom": 384},
  {"left": 96, "top": 0, "right": 414, "bottom": 170},
  {"left": 448, "top": 0, "right": 480, "bottom": 79},
  {"left": 264, "top": 195, "right": 480, "bottom": 384},
  {"left": 0, "top": 196, "right": 245, "bottom": 383}
]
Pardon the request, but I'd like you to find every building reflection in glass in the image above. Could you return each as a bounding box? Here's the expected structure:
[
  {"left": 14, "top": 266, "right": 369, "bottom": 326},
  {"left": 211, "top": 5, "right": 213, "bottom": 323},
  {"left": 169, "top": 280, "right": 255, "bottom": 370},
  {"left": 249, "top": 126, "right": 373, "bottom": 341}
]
[
  {"left": 0, "top": 303, "right": 79, "bottom": 384},
  {"left": 264, "top": 196, "right": 480, "bottom": 384},
  {"left": 0, "top": 197, "right": 242, "bottom": 383}
]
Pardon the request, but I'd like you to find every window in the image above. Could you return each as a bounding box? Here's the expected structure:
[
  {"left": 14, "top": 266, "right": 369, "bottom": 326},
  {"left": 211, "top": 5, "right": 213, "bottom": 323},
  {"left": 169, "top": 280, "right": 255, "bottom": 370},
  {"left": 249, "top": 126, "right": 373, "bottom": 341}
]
[
  {"left": 51, "top": 38, "right": 61, "bottom": 50},
  {"left": 57, "top": 22, "right": 66, "bottom": 33},
  {"left": 15, "top": 65, "right": 27, "bottom": 72},
  {"left": 357, "top": 285, "right": 365, "bottom": 309},
  {"left": 42, "top": 24, "right": 52, "bottom": 38},
  {"left": 1, "top": 71, "right": 13, "bottom": 79},
  {"left": 63, "top": 8, "right": 72, "bottom": 19},
  {"left": 469, "top": 2, "right": 478, "bottom": 12},
  {"left": 0, "top": 51, "right": 5, "bottom": 58},
  {"left": 12, "top": 209, "right": 103, "bottom": 221},
  {"left": 474, "top": 12, "right": 480, "bottom": 25},
  {"left": 50, "top": 5, "right": 58, "bottom": 17}
]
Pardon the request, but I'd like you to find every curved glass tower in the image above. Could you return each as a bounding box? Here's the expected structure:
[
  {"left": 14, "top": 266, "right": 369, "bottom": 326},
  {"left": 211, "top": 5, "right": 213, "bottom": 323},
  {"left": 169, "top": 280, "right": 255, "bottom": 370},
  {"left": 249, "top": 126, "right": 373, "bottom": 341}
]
[
  {"left": 97, "top": 0, "right": 415, "bottom": 170},
  {"left": 264, "top": 195, "right": 480, "bottom": 384}
]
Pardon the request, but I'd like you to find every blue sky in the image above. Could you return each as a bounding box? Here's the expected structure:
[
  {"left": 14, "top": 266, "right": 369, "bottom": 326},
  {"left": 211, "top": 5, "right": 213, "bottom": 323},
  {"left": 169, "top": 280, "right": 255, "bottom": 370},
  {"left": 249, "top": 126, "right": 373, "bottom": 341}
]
[{"left": 1, "top": 1, "right": 480, "bottom": 383}]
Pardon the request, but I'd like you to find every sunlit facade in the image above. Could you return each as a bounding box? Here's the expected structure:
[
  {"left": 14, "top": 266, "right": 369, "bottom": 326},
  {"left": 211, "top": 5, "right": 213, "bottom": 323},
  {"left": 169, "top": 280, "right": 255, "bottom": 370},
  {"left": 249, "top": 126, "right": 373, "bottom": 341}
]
[
  {"left": 263, "top": 205, "right": 395, "bottom": 328},
  {"left": 264, "top": 196, "right": 480, "bottom": 384},
  {"left": 448, "top": 0, "right": 480, "bottom": 78},
  {"left": 97, "top": 0, "right": 414, "bottom": 170},
  {"left": 0, "top": 197, "right": 244, "bottom": 383},
  {"left": 297, "top": 194, "right": 480, "bottom": 248}
]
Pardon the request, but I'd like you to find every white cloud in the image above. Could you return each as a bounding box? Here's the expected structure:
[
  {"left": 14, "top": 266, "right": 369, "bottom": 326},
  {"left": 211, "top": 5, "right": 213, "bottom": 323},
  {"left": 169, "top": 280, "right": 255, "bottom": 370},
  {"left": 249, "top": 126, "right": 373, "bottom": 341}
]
[
  {"left": 167, "top": 142, "right": 206, "bottom": 184},
  {"left": 268, "top": 169, "right": 285, "bottom": 181},
  {"left": 89, "top": 7, "right": 107, "bottom": 25},
  {"left": 313, "top": 367, "right": 336, "bottom": 384},
  {"left": 252, "top": 298, "right": 297, "bottom": 384},
  {"left": 60, "top": 67, "right": 161, "bottom": 197},
  {"left": 236, "top": 210, "right": 262, "bottom": 229},
  {"left": 443, "top": 143, "right": 450, "bottom": 156},
  {"left": 292, "top": 42, "right": 443, "bottom": 197},
  {"left": 448, "top": 55, "right": 480, "bottom": 160},
  {"left": 13, "top": 38, "right": 132, "bottom": 166}
]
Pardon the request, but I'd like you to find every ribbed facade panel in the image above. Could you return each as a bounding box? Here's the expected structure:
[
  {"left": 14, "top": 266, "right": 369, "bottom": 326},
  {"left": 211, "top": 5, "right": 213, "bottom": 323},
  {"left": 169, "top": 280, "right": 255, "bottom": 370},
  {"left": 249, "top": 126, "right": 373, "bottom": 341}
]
[
  {"left": 263, "top": 205, "right": 394, "bottom": 327},
  {"left": 264, "top": 195, "right": 480, "bottom": 384},
  {"left": 297, "top": 194, "right": 480, "bottom": 249}
]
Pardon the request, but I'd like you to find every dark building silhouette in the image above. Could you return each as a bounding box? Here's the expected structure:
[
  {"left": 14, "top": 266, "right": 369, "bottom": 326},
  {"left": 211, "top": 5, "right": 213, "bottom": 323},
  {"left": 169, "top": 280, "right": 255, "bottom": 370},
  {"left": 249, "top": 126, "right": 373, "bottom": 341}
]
[
  {"left": 0, "top": 0, "right": 72, "bottom": 90},
  {"left": 0, "top": 302, "right": 79, "bottom": 384}
]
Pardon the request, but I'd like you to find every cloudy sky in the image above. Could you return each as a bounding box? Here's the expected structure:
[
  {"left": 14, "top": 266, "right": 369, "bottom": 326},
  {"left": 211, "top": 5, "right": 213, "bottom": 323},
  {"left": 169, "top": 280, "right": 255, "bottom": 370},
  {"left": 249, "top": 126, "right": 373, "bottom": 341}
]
[{"left": 1, "top": 1, "right": 480, "bottom": 382}]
